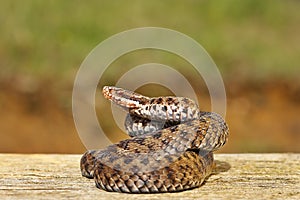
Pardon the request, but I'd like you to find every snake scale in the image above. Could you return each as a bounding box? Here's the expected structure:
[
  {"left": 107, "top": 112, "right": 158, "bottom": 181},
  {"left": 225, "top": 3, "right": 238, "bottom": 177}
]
[{"left": 80, "top": 86, "right": 229, "bottom": 193}]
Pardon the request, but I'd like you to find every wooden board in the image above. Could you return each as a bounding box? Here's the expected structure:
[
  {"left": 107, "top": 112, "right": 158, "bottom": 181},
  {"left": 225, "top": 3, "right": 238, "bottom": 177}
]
[{"left": 0, "top": 154, "right": 299, "bottom": 199}]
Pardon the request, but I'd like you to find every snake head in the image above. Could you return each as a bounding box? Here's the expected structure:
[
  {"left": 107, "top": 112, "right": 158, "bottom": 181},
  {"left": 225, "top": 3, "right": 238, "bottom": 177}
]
[{"left": 102, "top": 86, "right": 150, "bottom": 109}]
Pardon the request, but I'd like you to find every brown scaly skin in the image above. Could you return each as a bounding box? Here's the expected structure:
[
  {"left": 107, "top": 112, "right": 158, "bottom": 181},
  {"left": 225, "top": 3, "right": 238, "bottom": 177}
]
[{"left": 80, "top": 86, "right": 229, "bottom": 193}]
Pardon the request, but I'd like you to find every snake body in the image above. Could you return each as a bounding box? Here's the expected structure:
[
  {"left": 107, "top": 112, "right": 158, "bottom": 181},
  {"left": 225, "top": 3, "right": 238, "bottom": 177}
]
[{"left": 80, "top": 86, "right": 229, "bottom": 193}]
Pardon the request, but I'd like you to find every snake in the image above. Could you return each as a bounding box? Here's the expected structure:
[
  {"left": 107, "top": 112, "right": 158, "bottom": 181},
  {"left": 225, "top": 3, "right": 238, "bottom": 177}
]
[{"left": 80, "top": 86, "right": 229, "bottom": 193}]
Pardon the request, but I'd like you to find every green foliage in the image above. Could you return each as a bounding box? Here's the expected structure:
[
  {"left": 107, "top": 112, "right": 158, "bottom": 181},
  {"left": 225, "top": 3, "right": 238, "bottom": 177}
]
[{"left": 0, "top": 0, "right": 299, "bottom": 80}]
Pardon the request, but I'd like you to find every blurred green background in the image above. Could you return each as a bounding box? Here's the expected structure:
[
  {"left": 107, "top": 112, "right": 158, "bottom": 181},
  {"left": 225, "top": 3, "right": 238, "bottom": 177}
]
[{"left": 0, "top": 0, "right": 299, "bottom": 153}]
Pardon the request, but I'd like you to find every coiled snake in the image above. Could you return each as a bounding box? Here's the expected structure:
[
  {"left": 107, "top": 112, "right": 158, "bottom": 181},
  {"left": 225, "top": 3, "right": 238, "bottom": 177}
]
[{"left": 80, "top": 86, "right": 229, "bottom": 193}]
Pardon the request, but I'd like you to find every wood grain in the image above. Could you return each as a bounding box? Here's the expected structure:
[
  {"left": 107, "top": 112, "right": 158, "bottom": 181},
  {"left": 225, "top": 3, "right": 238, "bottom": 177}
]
[{"left": 0, "top": 154, "right": 299, "bottom": 199}]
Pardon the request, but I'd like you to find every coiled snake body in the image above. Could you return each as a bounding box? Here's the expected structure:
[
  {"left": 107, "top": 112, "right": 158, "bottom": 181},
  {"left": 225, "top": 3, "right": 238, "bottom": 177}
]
[{"left": 80, "top": 86, "right": 229, "bottom": 193}]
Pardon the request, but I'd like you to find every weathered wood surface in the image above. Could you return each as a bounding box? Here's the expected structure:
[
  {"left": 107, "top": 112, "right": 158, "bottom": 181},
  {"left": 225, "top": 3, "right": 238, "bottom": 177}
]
[{"left": 0, "top": 154, "right": 299, "bottom": 199}]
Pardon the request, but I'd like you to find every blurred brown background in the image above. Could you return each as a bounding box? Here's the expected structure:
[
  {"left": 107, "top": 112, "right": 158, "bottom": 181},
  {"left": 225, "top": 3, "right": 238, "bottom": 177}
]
[{"left": 0, "top": 0, "right": 299, "bottom": 153}]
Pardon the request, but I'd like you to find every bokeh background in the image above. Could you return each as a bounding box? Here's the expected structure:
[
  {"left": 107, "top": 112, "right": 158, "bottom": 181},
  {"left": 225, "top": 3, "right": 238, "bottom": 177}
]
[{"left": 1, "top": 0, "right": 299, "bottom": 153}]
